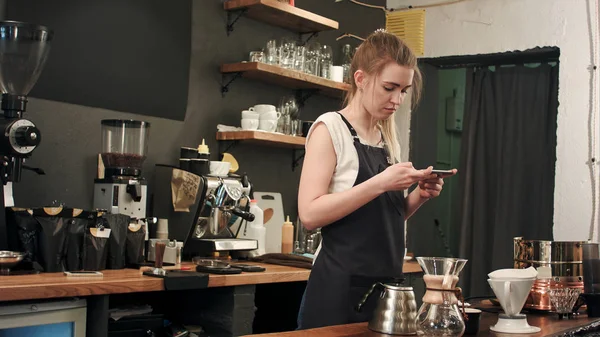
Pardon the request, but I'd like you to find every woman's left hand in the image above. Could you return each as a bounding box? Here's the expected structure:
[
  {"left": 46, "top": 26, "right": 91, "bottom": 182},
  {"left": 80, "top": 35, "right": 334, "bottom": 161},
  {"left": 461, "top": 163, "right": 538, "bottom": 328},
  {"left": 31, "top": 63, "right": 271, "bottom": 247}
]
[{"left": 417, "top": 169, "right": 457, "bottom": 199}]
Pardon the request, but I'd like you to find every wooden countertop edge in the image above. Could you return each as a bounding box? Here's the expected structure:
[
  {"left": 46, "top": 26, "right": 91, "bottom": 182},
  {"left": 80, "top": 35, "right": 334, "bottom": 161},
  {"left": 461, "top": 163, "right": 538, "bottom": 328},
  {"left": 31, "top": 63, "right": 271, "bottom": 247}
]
[
  {"left": 0, "top": 261, "right": 421, "bottom": 302},
  {"left": 0, "top": 263, "right": 310, "bottom": 302}
]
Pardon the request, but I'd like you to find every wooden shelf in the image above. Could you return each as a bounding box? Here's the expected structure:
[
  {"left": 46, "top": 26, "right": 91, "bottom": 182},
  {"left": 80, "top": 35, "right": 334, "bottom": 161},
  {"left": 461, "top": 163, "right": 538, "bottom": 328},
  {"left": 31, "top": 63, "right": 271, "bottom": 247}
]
[
  {"left": 221, "top": 62, "right": 350, "bottom": 98},
  {"left": 216, "top": 131, "right": 305, "bottom": 149},
  {"left": 224, "top": 0, "right": 339, "bottom": 34}
]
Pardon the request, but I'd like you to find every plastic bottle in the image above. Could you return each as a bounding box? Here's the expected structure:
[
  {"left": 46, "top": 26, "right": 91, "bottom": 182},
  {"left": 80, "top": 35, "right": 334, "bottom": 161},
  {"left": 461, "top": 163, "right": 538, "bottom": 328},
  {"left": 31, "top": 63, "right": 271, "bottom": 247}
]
[
  {"left": 197, "top": 138, "right": 210, "bottom": 160},
  {"left": 246, "top": 200, "right": 266, "bottom": 256},
  {"left": 281, "top": 215, "right": 294, "bottom": 254}
]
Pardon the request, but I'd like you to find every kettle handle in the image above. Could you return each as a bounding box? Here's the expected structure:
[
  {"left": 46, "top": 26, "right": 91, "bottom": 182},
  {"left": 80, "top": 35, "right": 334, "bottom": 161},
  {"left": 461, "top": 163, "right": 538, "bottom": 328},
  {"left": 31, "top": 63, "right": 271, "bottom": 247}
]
[{"left": 355, "top": 282, "right": 382, "bottom": 312}]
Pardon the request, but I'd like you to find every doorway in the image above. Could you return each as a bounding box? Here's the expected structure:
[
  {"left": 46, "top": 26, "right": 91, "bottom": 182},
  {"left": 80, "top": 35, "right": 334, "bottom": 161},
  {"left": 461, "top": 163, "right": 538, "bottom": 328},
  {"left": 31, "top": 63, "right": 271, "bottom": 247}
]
[{"left": 407, "top": 47, "right": 560, "bottom": 297}]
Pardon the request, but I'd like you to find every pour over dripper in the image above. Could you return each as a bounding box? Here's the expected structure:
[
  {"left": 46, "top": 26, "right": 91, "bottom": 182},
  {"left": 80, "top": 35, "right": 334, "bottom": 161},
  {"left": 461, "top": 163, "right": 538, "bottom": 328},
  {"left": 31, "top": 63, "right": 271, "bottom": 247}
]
[
  {"left": 488, "top": 270, "right": 541, "bottom": 333},
  {"left": 416, "top": 257, "right": 468, "bottom": 336}
]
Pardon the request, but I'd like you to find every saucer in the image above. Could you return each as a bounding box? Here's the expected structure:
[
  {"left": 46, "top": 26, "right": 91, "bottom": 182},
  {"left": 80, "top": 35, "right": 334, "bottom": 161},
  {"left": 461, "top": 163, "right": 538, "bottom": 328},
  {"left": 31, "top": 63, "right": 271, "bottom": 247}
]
[
  {"left": 490, "top": 314, "right": 541, "bottom": 334},
  {"left": 490, "top": 325, "right": 541, "bottom": 334}
]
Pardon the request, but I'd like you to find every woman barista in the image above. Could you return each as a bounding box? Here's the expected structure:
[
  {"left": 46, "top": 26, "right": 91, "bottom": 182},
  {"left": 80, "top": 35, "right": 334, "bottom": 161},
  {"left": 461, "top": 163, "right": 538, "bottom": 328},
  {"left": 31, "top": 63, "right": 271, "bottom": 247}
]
[{"left": 296, "top": 30, "right": 457, "bottom": 329}]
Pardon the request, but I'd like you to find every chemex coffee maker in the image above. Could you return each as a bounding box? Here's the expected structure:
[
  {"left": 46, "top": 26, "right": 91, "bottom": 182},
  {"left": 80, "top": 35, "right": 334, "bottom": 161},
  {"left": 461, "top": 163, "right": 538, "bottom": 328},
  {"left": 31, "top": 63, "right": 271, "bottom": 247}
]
[
  {"left": 93, "top": 119, "right": 150, "bottom": 219},
  {"left": 153, "top": 165, "right": 257, "bottom": 259},
  {"left": 0, "top": 21, "right": 53, "bottom": 250}
]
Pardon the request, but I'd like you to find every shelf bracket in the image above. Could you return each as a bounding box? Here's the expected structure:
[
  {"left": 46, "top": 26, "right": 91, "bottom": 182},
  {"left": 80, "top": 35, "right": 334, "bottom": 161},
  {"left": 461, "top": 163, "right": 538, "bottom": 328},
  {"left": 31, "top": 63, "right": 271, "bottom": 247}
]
[
  {"left": 221, "top": 72, "right": 243, "bottom": 97},
  {"left": 295, "top": 89, "right": 319, "bottom": 108},
  {"left": 298, "top": 32, "right": 319, "bottom": 46},
  {"left": 226, "top": 9, "right": 248, "bottom": 36},
  {"left": 218, "top": 139, "right": 240, "bottom": 159},
  {"left": 292, "top": 149, "right": 305, "bottom": 171}
]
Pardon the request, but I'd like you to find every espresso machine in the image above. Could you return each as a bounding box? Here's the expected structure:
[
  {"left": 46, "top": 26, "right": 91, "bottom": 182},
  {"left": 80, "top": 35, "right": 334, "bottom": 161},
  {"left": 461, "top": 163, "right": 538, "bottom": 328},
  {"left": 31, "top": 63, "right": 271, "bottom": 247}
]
[
  {"left": 0, "top": 21, "right": 53, "bottom": 250},
  {"left": 153, "top": 165, "right": 258, "bottom": 259},
  {"left": 93, "top": 119, "right": 150, "bottom": 220},
  {"left": 189, "top": 175, "right": 257, "bottom": 257}
]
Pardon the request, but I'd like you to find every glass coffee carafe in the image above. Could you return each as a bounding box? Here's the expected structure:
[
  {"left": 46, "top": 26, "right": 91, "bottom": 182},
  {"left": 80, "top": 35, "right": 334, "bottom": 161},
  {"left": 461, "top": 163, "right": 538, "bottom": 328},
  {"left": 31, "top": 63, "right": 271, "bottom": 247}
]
[{"left": 416, "top": 257, "right": 468, "bottom": 336}]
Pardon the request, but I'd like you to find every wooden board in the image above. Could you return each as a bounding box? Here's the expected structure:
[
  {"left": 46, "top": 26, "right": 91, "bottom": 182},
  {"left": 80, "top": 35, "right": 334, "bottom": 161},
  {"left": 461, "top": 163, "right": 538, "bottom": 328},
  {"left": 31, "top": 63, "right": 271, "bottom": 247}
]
[
  {"left": 204, "top": 262, "right": 310, "bottom": 287},
  {"left": 221, "top": 62, "right": 350, "bottom": 98},
  {"left": 0, "top": 263, "right": 310, "bottom": 302},
  {"left": 217, "top": 131, "right": 305, "bottom": 149},
  {"left": 0, "top": 262, "right": 420, "bottom": 302},
  {"left": 224, "top": 0, "right": 338, "bottom": 33},
  {"left": 242, "top": 314, "right": 600, "bottom": 336},
  {"left": 402, "top": 260, "right": 422, "bottom": 274},
  {"left": 0, "top": 269, "right": 164, "bottom": 302}
]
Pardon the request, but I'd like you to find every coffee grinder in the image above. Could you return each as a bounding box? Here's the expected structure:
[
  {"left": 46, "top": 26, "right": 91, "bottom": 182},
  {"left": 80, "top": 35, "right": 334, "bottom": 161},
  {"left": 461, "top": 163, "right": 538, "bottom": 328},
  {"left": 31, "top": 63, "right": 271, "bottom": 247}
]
[
  {"left": 93, "top": 119, "right": 150, "bottom": 220},
  {"left": 0, "top": 21, "right": 53, "bottom": 250}
]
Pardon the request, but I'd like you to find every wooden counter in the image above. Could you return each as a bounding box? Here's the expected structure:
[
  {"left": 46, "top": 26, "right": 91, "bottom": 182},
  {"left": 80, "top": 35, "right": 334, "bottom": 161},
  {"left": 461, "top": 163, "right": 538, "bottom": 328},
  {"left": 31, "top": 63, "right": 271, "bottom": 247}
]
[
  {"left": 243, "top": 312, "right": 600, "bottom": 336},
  {"left": 0, "top": 262, "right": 309, "bottom": 302},
  {"left": 0, "top": 260, "right": 421, "bottom": 302}
]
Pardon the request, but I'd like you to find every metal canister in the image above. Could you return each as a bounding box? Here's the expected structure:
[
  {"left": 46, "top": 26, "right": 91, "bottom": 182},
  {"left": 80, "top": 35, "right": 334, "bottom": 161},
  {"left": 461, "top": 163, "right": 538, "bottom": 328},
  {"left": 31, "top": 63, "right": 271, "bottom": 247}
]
[
  {"left": 175, "top": 244, "right": 182, "bottom": 265},
  {"left": 514, "top": 237, "right": 585, "bottom": 311}
]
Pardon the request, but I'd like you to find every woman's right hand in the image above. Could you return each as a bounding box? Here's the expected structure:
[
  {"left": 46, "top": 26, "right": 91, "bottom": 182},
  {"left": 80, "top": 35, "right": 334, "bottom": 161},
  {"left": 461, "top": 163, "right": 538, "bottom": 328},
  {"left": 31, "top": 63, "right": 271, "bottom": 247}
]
[{"left": 376, "top": 162, "right": 433, "bottom": 192}]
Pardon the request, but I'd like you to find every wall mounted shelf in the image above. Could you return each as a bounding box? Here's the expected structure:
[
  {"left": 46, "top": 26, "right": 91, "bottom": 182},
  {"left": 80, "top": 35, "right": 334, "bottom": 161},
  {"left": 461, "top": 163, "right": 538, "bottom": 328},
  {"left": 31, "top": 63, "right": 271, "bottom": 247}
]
[
  {"left": 224, "top": 0, "right": 339, "bottom": 35},
  {"left": 220, "top": 62, "right": 350, "bottom": 99},
  {"left": 216, "top": 131, "right": 306, "bottom": 170},
  {"left": 217, "top": 131, "right": 304, "bottom": 148}
]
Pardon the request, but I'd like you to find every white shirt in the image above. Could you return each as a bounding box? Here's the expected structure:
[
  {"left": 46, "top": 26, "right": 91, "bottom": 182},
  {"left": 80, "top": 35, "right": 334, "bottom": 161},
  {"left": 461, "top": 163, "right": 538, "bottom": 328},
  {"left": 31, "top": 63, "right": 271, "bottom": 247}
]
[{"left": 305, "top": 112, "right": 385, "bottom": 261}]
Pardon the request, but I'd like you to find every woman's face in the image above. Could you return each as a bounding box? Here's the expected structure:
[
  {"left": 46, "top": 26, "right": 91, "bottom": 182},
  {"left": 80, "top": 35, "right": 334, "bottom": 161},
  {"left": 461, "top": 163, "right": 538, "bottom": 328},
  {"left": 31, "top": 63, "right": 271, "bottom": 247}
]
[{"left": 358, "top": 62, "right": 414, "bottom": 120}]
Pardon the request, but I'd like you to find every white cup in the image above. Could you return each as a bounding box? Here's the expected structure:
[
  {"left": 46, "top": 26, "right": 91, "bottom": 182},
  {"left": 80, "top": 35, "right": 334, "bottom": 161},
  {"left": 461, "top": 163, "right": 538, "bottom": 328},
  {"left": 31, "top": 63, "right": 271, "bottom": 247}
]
[
  {"left": 241, "top": 110, "right": 260, "bottom": 119},
  {"left": 259, "top": 119, "right": 278, "bottom": 132},
  {"left": 251, "top": 104, "right": 276, "bottom": 114},
  {"left": 260, "top": 110, "right": 281, "bottom": 120},
  {"left": 241, "top": 118, "right": 259, "bottom": 130},
  {"left": 331, "top": 66, "right": 344, "bottom": 83},
  {"left": 156, "top": 218, "right": 169, "bottom": 239}
]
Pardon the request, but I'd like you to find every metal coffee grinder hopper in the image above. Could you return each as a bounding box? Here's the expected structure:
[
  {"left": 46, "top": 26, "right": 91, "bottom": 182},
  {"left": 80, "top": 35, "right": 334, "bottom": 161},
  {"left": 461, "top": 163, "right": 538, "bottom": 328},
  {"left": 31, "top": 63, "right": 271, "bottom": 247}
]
[{"left": 0, "top": 21, "right": 53, "bottom": 250}]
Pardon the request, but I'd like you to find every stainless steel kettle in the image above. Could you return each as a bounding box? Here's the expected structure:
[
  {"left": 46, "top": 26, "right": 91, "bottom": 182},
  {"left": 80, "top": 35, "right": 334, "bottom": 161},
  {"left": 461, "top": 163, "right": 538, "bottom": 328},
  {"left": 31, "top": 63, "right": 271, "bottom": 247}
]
[{"left": 356, "top": 282, "right": 418, "bottom": 335}]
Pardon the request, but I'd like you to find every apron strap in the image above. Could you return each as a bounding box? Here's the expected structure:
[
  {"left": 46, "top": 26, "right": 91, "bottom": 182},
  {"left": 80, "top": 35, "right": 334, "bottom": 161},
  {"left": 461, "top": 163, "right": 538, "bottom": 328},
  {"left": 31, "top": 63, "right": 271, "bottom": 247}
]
[
  {"left": 336, "top": 112, "right": 387, "bottom": 148},
  {"left": 336, "top": 112, "right": 360, "bottom": 140}
]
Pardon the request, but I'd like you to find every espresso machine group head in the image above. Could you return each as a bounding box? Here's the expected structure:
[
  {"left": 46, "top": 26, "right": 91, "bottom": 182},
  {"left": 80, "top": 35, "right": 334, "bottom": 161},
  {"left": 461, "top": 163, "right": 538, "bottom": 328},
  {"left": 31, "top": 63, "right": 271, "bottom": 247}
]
[{"left": 0, "top": 21, "right": 53, "bottom": 250}]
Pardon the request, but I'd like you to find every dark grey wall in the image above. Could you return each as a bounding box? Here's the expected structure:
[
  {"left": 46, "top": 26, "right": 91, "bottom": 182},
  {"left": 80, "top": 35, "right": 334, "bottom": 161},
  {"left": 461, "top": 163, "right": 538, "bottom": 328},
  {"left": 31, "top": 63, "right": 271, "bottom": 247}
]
[
  {"left": 13, "top": 0, "right": 387, "bottom": 221},
  {"left": 7, "top": 0, "right": 192, "bottom": 121}
]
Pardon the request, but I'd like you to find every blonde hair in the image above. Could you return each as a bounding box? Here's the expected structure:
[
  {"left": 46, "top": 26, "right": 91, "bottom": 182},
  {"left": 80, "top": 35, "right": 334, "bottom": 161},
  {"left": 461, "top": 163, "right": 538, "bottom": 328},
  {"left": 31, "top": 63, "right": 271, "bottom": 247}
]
[{"left": 345, "top": 29, "right": 422, "bottom": 163}]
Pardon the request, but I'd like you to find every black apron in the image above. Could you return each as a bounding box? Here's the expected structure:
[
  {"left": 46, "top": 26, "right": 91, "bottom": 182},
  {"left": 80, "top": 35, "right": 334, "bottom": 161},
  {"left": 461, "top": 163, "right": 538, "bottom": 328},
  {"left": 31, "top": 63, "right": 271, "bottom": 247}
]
[{"left": 297, "top": 113, "right": 407, "bottom": 330}]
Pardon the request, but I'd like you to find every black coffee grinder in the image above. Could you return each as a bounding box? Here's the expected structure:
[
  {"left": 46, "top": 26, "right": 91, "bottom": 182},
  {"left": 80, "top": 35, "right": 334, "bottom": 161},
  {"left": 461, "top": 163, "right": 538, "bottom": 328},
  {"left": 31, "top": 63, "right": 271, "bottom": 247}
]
[{"left": 0, "top": 21, "right": 53, "bottom": 250}]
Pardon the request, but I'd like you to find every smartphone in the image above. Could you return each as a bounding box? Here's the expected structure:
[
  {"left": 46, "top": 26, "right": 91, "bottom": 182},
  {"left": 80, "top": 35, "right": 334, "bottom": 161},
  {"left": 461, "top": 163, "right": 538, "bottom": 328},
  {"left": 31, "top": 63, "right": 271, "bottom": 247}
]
[
  {"left": 431, "top": 169, "right": 454, "bottom": 177},
  {"left": 64, "top": 271, "right": 103, "bottom": 277}
]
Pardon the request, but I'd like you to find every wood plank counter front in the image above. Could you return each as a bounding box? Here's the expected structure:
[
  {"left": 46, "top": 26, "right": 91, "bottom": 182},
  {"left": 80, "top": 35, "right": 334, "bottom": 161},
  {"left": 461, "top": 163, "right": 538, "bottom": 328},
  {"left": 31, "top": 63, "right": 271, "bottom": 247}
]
[
  {"left": 243, "top": 311, "right": 600, "bottom": 336},
  {"left": 0, "top": 263, "right": 309, "bottom": 302},
  {"left": 0, "top": 261, "right": 422, "bottom": 302}
]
